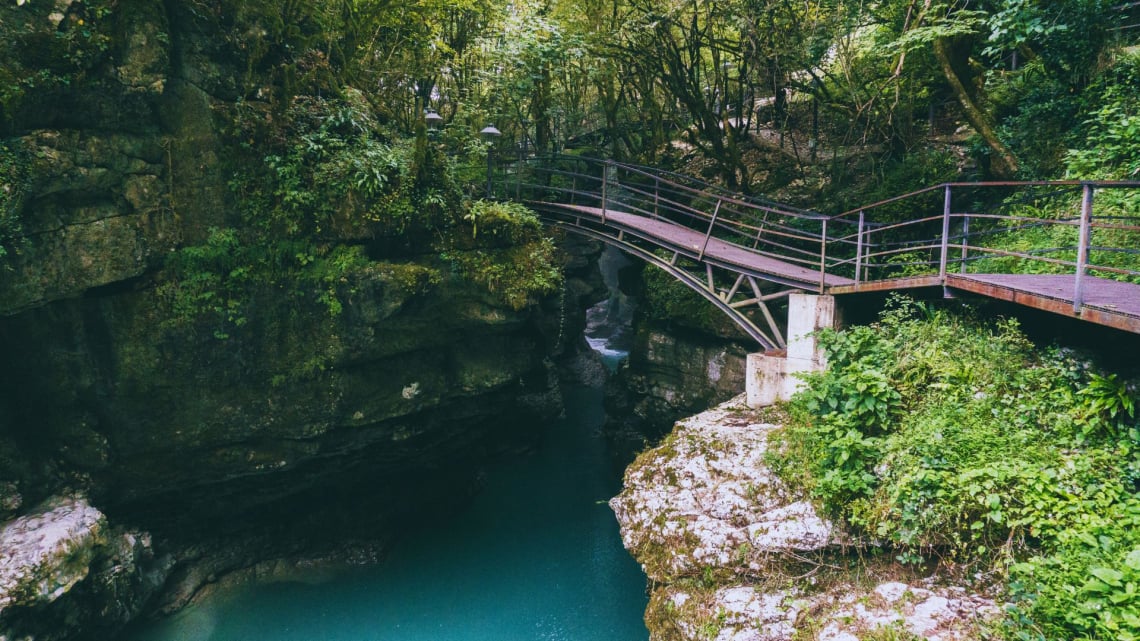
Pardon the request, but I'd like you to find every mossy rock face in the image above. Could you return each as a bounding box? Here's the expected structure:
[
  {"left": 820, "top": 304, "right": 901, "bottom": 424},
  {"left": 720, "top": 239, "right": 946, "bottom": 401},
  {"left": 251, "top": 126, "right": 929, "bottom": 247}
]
[
  {"left": 606, "top": 324, "right": 749, "bottom": 453},
  {"left": 0, "top": 252, "right": 562, "bottom": 534},
  {"left": 0, "top": 0, "right": 575, "bottom": 591},
  {"left": 0, "top": 3, "right": 585, "bottom": 637}
]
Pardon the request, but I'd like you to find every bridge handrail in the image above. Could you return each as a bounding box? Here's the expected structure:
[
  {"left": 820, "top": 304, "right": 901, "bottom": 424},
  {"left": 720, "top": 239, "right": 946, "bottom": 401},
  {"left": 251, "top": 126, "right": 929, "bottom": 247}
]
[
  {"left": 834, "top": 182, "right": 1140, "bottom": 297},
  {"left": 503, "top": 154, "right": 1140, "bottom": 311},
  {"left": 508, "top": 155, "right": 834, "bottom": 275}
]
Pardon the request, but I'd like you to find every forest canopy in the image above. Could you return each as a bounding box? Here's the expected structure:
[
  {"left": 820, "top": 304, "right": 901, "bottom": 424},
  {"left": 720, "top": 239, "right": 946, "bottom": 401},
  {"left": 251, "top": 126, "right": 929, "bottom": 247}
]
[{"left": 189, "top": 0, "right": 1140, "bottom": 194}]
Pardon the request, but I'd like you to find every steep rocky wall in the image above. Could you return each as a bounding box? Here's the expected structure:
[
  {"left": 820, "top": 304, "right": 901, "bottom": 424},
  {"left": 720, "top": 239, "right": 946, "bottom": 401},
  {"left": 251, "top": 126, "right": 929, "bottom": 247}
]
[
  {"left": 605, "top": 320, "right": 750, "bottom": 461},
  {"left": 601, "top": 259, "right": 754, "bottom": 461},
  {"left": 0, "top": 2, "right": 601, "bottom": 639}
]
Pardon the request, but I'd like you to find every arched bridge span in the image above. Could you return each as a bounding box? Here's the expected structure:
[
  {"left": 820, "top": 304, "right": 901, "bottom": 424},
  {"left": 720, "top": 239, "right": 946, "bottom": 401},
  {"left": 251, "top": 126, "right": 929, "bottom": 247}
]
[{"left": 494, "top": 155, "right": 1140, "bottom": 348}]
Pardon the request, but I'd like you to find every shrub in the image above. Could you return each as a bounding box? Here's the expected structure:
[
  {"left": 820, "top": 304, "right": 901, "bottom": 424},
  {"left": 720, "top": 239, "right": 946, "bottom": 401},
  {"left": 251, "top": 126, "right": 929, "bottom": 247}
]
[
  {"left": 462, "top": 200, "right": 543, "bottom": 242},
  {"left": 769, "top": 295, "right": 1140, "bottom": 639}
]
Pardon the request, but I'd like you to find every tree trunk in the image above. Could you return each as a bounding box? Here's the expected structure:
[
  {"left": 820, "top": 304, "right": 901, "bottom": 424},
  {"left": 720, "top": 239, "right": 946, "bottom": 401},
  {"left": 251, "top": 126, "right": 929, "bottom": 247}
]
[{"left": 933, "top": 38, "right": 1019, "bottom": 177}]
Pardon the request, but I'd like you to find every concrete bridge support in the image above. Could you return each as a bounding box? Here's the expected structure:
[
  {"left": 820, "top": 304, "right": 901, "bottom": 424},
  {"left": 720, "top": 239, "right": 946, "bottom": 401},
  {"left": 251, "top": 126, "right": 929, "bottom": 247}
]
[{"left": 746, "top": 294, "right": 837, "bottom": 408}]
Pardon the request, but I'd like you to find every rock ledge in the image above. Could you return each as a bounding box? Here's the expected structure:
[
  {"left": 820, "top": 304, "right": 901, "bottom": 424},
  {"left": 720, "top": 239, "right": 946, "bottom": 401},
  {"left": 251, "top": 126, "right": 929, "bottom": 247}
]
[{"left": 611, "top": 395, "right": 1000, "bottom": 641}]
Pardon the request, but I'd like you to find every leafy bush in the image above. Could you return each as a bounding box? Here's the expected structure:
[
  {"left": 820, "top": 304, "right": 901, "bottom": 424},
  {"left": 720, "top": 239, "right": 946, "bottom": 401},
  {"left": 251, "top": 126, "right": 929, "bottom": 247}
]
[
  {"left": 442, "top": 236, "right": 562, "bottom": 311},
  {"left": 1065, "top": 53, "right": 1140, "bottom": 180},
  {"left": 769, "top": 296, "right": 1140, "bottom": 637},
  {"left": 461, "top": 200, "right": 543, "bottom": 242}
]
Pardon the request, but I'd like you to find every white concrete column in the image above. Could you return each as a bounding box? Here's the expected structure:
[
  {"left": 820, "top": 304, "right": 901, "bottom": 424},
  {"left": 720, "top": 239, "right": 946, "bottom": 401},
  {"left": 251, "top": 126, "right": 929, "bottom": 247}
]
[{"left": 746, "top": 293, "right": 837, "bottom": 408}]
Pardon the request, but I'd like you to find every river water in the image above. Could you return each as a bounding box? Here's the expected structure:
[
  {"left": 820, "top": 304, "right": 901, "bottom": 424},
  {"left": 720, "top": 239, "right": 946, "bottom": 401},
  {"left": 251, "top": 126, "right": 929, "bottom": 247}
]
[{"left": 128, "top": 351, "right": 649, "bottom": 641}]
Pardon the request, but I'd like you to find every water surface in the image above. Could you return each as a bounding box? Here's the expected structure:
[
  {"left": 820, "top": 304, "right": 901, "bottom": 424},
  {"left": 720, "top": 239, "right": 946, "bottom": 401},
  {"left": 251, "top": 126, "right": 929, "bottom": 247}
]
[{"left": 130, "top": 380, "right": 648, "bottom": 641}]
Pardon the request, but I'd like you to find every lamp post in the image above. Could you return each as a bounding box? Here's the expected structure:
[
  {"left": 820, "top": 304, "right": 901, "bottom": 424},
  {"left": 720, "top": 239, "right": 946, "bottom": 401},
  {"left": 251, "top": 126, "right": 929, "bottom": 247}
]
[
  {"left": 480, "top": 125, "right": 501, "bottom": 198},
  {"left": 424, "top": 109, "right": 444, "bottom": 134}
]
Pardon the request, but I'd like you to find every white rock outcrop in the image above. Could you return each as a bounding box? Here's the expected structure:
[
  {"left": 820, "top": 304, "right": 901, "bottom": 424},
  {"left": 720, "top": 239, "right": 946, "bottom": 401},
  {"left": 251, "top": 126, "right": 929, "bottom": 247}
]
[
  {"left": 610, "top": 395, "right": 840, "bottom": 580},
  {"left": 0, "top": 495, "right": 106, "bottom": 614},
  {"left": 612, "top": 395, "right": 1001, "bottom": 641}
]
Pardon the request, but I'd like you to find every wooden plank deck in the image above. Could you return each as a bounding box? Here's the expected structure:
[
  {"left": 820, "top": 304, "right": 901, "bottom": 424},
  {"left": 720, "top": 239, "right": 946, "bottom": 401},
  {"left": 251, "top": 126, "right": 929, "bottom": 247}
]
[
  {"left": 545, "top": 204, "right": 855, "bottom": 288},
  {"left": 945, "top": 274, "right": 1140, "bottom": 334}
]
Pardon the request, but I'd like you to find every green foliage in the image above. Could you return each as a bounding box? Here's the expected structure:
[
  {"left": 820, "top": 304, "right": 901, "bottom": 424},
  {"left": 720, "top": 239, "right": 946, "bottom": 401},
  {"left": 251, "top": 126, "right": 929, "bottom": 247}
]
[
  {"left": 1006, "top": 500, "right": 1140, "bottom": 640},
  {"left": 1081, "top": 373, "right": 1138, "bottom": 430},
  {"left": 462, "top": 200, "right": 542, "bottom": 241},
  {"left": 1, "top": 0, "right": 115, "bottom": 120},
  {"left": 640, "top": 262, "right": 743, "bottom": 338},
  {"left": 969, "top": 190, "right": 1140, "bottom": 284},
  {"left": 158, "top": 227, "right": 370, "bottom": 339},
  {"left": 0, "top": 139, "right": 29, "bottom": 261},
  {"left": 773, "top": 323, "right": 902, "bottom": 518},
  {"left": 769, "top": 294, "right": 1140, "bottom": 623},
  {"left": 1065, "top": 53, "right": 1140, "bottom": 180},
  {"left": 230, "top": 92, "right": 461, "bottom": 239},
  {"left": 443, "top": 235, "right": 562, "bottom": 311}
]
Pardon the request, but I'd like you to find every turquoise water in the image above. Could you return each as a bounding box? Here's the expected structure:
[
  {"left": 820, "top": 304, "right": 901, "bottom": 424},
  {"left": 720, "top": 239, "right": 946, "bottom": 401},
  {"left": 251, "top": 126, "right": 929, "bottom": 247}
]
[{"left": 129, "top": 381, "right": 648, "bottom": 641}]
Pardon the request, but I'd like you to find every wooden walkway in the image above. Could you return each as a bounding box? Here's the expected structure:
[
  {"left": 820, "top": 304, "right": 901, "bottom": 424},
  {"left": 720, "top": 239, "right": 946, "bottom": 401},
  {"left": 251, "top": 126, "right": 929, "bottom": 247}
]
[
  {"left": 513, "top": 159, "right": 1140, "bottom": 341},
  {"left": 550, "top": 204, "right": 855, "bottom": 289},
  {"left": 543, "top": 203, "right": 1140, "bottom": 336}
]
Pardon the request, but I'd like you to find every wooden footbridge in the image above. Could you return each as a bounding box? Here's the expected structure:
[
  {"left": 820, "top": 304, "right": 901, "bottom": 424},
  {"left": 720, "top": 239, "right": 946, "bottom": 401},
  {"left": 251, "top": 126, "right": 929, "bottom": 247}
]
[{"left": 494, "top": 156, "right": 1140, "bottom": 349}]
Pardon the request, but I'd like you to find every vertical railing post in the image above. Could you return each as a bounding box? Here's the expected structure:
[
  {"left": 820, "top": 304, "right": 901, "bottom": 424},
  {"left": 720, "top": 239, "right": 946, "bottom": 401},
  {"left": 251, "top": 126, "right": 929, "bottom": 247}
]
[
  {"left": 571, "top": 174, "right": 577, "bottom": 205},
  {"left": 818, "top": 217, "right": 828, "bottom": 294},
  {"left": 854, "top": 210, "right": 865, "bottom": 285},
  {"left": 960, "top": 215, "right": 970, "bottom": 274},
  {"left": 600, "top": 161, "right": 609, "bottom": 225},
  {"left": 698, "top": 198, "right": 722, "bottom": 261},
  {"left": 1073, "top": 183, "right": 1094, "bottom": 313},
  {"left": 653, "top": 176, "right": 660, "bottom": 219},
  {"left": 939, "top": 184, "right": 952, "bottom": 280},
  {"left": 486, "top": 145, "right": 496, "bottom": 199}
]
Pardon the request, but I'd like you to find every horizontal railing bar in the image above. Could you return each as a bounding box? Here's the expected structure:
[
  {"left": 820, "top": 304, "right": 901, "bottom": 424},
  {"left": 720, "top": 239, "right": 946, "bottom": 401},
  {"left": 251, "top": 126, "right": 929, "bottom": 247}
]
[{"left": 833, "top": 180, "right": 1140, "bottom": 220}]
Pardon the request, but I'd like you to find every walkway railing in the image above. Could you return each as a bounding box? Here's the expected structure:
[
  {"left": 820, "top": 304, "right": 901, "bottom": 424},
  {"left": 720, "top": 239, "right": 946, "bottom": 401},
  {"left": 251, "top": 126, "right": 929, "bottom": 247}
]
[
  {"left": 828, "top": 181, "right": 1140, "bottom": 309},
  {"left": 497, "top": 155, "right": 1140, "bottom": 309},
  {"left": 499, "top": 155, "right": 836, "bottom": 291}
]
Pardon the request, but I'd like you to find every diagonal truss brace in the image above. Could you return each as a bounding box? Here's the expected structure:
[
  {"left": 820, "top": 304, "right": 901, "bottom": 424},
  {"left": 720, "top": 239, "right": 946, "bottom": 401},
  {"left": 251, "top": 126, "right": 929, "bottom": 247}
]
[{"left": 543, "top": 214, "right": 798, "bottom": 350}]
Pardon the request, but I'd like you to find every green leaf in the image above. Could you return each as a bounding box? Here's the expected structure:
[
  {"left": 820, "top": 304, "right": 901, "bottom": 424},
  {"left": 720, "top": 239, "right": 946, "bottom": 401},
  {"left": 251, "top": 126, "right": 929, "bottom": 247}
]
[
  {"left": 1091, "top": 567, "right": 1125, "bottom": 587},
  {"left": 1125, "top": 550, "right": 1140, "bottom": 572}
]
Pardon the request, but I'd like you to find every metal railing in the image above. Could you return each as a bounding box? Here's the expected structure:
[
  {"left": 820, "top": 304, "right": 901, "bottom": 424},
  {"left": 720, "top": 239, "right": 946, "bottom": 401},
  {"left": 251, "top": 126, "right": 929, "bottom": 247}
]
[
  {"left": 494, "top": 155, "right": 1140, "bottom": 307},
  {"left": 828, "top": 181, "right": 1140, "bottom": 310},
  {"left": 497, "top": 154, "right": 837, "bottom": 291}
]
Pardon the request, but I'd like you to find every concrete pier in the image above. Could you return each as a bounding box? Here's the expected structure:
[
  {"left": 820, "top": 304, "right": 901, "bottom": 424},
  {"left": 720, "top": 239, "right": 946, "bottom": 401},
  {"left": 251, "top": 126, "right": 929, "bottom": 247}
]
[{"left": 746, "top": 294, "right": 837, "bottom": 407}]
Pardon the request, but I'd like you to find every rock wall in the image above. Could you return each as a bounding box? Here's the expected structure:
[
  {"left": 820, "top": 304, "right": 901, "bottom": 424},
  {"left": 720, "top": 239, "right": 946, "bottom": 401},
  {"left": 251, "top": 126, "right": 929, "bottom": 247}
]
[
  {"left": 0, "top": 2, "right": 603, "bottom": 639},
  {"left": 605, "top": 322, "right": 750, "bottom": 461},
  {"left": 602, "top": 260, "right": 753, "bottom": 461}
]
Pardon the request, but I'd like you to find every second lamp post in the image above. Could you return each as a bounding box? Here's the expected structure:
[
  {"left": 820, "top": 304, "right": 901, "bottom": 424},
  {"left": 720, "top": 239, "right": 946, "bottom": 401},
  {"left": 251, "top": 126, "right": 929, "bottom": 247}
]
[{"left": 480, "top": 125, "right": 501, "bottom": 198}]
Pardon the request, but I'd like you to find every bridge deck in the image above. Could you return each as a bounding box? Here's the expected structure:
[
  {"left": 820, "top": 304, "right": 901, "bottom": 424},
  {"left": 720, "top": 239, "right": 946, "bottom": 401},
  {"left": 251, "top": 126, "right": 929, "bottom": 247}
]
[
  {"left": 948, "top": 274, "right": 1140, "bottom": 334},
  {"left": 832, "top": 273, "right": 1140, "bottom": 334},
  {"left": 536, "top": 202, "right": 1139, "bottom": 335},
  {"left": 548, "top": 204, "right": 855, "bottom": 288}
]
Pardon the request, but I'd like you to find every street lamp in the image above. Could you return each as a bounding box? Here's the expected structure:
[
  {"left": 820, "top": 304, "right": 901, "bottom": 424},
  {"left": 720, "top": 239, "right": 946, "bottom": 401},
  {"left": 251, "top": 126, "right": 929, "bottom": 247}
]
[
  {"left": 424, "top": 110, "right": 444, "bottom": 134},
  {"left": 480, "top": 125, "right": 501, "bottom": 198}
]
